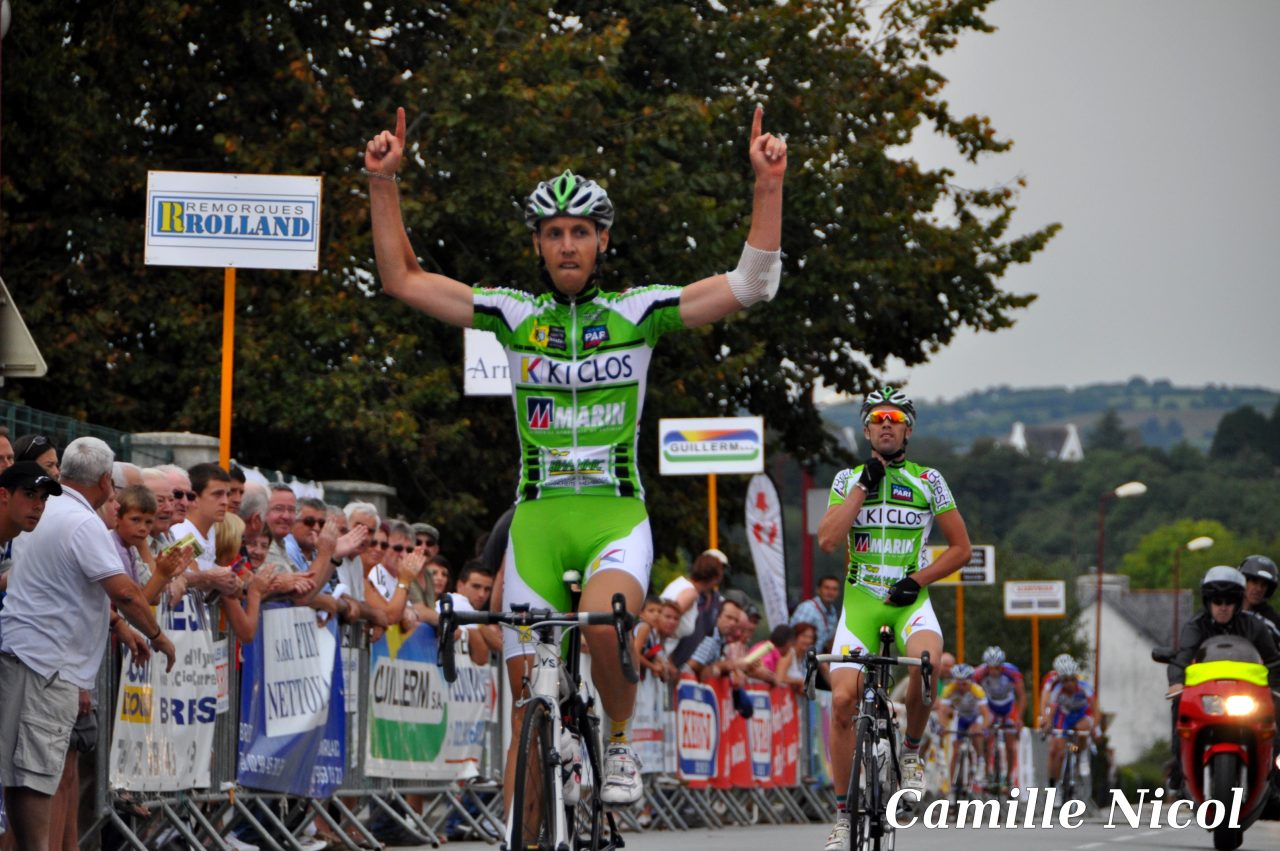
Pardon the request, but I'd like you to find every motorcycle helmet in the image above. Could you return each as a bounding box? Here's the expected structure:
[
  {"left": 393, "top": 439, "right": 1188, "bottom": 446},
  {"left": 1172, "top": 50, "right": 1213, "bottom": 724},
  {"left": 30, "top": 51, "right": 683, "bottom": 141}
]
[
  {"left": 1200, "top": 565, "right": 1246, "bottom": 611},
  {"left": 982, "top": 646, "right": 1005, "bottom": 667},
  {"left": 1238, "top": 555, "right": 1278, "bottom": 599}
]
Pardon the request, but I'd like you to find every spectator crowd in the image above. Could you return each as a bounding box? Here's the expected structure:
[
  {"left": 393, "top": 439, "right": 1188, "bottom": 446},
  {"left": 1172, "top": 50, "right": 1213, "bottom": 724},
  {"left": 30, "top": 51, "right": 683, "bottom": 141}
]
[{"left": 0, "top": 426, "right": 839, "bottom": 850}]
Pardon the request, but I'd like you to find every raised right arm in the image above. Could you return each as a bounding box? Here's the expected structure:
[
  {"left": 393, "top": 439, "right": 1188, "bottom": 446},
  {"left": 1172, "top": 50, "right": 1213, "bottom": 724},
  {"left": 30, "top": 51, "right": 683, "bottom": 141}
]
[{"left": 366, "top": 107, "right": 475, "bottom": 327}]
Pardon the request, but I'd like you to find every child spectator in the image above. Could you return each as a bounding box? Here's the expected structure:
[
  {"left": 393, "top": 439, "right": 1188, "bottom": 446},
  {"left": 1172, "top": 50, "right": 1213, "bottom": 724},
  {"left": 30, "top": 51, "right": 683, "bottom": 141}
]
[
  {"left": 213, "top": 511, "right": 275, "bottom": 643},
  {"left": 633, "top": 594, "right": 677, "bottom": 682},
  {"left": 114, "top": 485, "right": 190, "bottom": 605}
]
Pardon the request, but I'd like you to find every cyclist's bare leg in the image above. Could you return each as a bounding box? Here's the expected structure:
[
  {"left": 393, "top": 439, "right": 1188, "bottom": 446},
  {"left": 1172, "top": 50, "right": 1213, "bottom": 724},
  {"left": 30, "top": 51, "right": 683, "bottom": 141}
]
[
  {"left": 902, "top": 629, "right": 942, "bottom": 740},
  {"left": 829, "top": 666, "right": 865, "bottom": 799},
  {"left": 580, "top": 570, "right": 645, "bottom": 723},
  {"left": 1046, "top": 733, "right": 1064, "bottom": 780}
]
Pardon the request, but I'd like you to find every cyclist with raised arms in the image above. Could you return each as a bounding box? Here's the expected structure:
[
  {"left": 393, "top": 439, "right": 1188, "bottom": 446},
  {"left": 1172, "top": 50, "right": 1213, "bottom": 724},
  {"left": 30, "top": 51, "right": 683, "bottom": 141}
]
[
  {"left": 817, "top": 387, "right": 972, "bottom": 850},
  {"left": 364, "top": 106, "right": 786, "bottom": 805},
  {"left": 973, "top": 645, "right": 1025, "bottom": 789}
]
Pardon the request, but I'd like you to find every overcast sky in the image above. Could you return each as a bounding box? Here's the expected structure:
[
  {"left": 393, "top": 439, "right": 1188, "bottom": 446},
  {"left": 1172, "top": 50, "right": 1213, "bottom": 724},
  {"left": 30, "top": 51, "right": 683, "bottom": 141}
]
[{"left": 872, "top": 0, "right": 1280, "bottom": 402}]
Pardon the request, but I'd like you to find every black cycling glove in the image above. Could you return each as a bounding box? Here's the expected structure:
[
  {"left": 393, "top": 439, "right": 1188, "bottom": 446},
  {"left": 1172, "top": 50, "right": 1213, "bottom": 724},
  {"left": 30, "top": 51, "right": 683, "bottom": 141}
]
[
  {"left": 885, "top": 577, "right": 921, "bottom": 607},
  {"left": 857, "top": 457, "right": 885, "bottom": 493}
]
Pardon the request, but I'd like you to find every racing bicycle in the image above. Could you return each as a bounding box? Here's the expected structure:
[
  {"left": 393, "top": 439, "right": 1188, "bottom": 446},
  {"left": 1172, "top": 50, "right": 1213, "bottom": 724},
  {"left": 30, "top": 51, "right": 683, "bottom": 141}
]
[
  {"left": 806, "top": 625, "right": 933, "bottom": 851},
  {"left": 1041, "top": 727, "right": 1093, "bottom": 804},
  {"left": 438, "top": 584, "right": 638, "bottom": 851}
]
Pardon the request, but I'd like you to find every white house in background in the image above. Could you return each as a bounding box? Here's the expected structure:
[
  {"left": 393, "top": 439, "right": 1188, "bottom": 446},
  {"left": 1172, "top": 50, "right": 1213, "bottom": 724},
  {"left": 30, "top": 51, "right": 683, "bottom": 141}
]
[
  {"left": 1075, "top": 574, "right": 1194, "bottom": 765},
  {"left": 1006, "top": 422, "right": 1085, "bottom": 461}
]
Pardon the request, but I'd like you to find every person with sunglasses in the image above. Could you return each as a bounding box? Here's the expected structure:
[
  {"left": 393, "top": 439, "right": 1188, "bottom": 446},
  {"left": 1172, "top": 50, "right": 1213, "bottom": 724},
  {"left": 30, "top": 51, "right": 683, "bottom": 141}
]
[
  {"left": 816, "top": 385, "right": 972, "bottom": 850},
  {"left": 1163, "top": 566, "right": 1280, "bottom": 793},
  {"left": 155, "top": 463, "right": 196, "bottom": 526}
]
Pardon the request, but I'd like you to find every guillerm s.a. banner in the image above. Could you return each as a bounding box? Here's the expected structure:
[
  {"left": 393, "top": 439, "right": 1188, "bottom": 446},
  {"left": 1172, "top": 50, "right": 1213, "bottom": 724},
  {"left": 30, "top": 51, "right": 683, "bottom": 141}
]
[{"left": 364, "top": 623, "right": 494, "bottom": 780}]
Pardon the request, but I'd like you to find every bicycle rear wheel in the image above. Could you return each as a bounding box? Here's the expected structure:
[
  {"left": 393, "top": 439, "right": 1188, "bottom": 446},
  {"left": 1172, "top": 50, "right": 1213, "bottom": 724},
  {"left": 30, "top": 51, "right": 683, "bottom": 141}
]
[{"left": 511, "top": 698, "right": 559, "bottom": 851}]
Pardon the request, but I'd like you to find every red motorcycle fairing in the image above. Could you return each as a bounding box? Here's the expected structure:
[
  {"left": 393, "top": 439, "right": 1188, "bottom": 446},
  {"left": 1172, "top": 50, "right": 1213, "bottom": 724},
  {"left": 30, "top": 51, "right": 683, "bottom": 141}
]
[{"left": 1176, "top": 676, "right": 1275, "bottom": 826}]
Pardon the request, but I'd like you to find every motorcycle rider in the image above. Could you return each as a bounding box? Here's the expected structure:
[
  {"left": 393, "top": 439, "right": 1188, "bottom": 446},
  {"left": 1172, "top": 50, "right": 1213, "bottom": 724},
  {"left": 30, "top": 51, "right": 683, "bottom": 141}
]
[
  {"left": 1239, "top": 555, "right": 1280, "bottom": 636},
  {"left": 1165, "top": 566, "right": 1280, "bottom": 792}
]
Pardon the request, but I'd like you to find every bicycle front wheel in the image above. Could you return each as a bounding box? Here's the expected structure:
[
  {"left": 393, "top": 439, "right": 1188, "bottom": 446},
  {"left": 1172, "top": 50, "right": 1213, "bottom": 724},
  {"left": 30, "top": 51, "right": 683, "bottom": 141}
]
[
  {"left": 848, "top": 715, "right": 879, "bottom": 851},
  {"left": 572, "top": 710, "right": 605, "bottom": 851},
  {"left": 512, "top": 698, "right": 559, "bottom": 851}
]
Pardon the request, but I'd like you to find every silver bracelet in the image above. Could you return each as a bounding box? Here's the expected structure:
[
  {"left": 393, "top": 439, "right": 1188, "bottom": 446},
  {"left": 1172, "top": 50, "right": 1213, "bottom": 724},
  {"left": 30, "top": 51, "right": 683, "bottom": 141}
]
[{"left": 361, "top": 167, "right": 399, "bottom": 183}]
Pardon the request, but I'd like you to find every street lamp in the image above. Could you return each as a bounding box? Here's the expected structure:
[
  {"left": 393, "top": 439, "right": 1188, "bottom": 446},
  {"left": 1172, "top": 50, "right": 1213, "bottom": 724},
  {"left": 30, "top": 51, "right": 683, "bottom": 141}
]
[
  {"left": 1172, "top": 535, "right": 1214, "bottom": 649},
  {"left": 1094, "top": 480, "right": 1147, "bottom": 712}
]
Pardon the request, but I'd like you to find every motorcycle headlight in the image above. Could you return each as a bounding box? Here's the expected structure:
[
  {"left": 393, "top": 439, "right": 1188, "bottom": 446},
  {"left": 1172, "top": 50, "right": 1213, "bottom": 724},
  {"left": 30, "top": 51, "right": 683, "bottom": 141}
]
[
  {"left": 1224, "top": 694, "right": 1257, "bottom": 716},
  {"left": 1200, "top": 695, "right": 1224, "bottom": 715}
]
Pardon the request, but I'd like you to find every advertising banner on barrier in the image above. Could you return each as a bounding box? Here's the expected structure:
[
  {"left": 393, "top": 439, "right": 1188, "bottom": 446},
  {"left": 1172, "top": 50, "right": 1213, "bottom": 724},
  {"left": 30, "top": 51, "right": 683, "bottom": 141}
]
[
  {"left": 808, "top": 690, "right": 834, "bottom": 786},
  {"left": 676, "top": 676, "right": 718, "bottom": 783},
  {"left": 364, "top": 624, "right": 493, "bottom": 779},
  {"left": 237, "top": 604, "right": 345, "bottom": 797},
  {"left": 746, "top": 685, "right": 773, "bottom": 785},
  {"left": 771, "top": 686, "right": 800, "bottom": 787},
  {"left": 632, "top": 673, "right": 667, "bottom": 773},
  {"left": 109, "top": 594, "right": 218, "bottom": 792}
]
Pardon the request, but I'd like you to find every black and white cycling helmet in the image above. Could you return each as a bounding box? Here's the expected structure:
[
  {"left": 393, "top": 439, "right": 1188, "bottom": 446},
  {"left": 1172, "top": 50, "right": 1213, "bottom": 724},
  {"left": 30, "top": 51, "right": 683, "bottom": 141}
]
[
  {"left": 524, "top": 169, "right": 615, "bottom": 231},
  {"left": 952, "top": 663, "right": 975, "bottom": 681},
  {"left": 1239, "top": 555, "right": 1277, "bottom": 599},
  {"left": 1201, "top": 565, "right": 1246, "bottom": 610},
  {"left": 860, "top": 385, "right": 916, "bottom": 426},
  {"left": 982, "top": 646, "right": 1005, "bottom": 667},
  {"left": 1052, "top": 655, "right": 1078, "bottom": 678}
]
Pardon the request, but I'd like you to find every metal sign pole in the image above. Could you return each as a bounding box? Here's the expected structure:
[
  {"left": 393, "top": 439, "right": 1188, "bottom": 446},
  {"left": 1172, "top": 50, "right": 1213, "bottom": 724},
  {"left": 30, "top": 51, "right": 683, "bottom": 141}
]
[{"left": 220, "top": 268, "right": 236, "bottom": 470}]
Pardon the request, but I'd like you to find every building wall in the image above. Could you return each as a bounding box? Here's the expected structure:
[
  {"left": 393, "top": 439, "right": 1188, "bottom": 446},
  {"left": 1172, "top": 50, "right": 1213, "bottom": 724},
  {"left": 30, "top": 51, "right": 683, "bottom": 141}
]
[{"left": 1076, "top": 600, "right": 1169, "bottom": 765}]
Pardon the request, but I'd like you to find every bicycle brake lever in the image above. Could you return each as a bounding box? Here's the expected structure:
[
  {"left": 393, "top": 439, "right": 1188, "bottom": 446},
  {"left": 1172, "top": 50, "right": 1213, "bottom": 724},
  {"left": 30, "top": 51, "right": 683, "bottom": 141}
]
[
  {"left": 612, "top": 593, "right": 639, "bottom": 684},
  {"left": 438, "top": 596, "right": 458, "bottom": 684},
  {"left": 804, "top": 648, "right": 819, "bottom": 701},
  {"left": 919, "top": 650, "right": 934, "bottom": 708}
]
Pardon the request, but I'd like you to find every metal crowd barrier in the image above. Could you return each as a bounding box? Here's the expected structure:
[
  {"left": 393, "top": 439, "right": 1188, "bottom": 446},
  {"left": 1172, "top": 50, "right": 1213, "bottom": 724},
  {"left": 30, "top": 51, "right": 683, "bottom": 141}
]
[{"left": 71, "top": 604, "right": 839, "bottom": 851}]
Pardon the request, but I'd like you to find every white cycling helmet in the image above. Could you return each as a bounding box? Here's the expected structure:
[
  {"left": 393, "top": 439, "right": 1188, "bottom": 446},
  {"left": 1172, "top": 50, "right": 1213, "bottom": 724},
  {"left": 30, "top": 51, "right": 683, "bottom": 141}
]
[
  {"left": 1052, "top": 655, "right": 1079, "bottom": 678},
  {"left": 982, "top": 646, "right": 1005, "bottom": 667},
  {"left": 860, "top": 385, "right": 916, "bottom": 427},
  {"left": 952, "top": 663, "right": 975, "bottom": 681},
  {"left": 524, "top": 169, "right": 615, "bottom": 231}
]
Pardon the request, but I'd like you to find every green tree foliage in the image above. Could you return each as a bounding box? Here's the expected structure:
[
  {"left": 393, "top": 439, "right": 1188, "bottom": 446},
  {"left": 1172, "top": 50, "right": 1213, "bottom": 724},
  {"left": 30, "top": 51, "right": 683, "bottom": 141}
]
[
  {"left": 1117, "top": 519, "right": 1235, "bottom": 590},
  {"left": 1210, "top": 403, "right": 1280, "bottom": 463},
  {"left": 1, "top": 0, "right": 1055, "bottom": 556},
  {"left": 1086, "top": 408, "right": 1134, "bottom": 451}
]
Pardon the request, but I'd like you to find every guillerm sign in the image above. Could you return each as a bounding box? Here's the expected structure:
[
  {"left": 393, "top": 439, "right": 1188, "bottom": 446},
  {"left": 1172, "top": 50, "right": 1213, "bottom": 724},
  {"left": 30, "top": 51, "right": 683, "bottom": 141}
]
[
  {"left": 144, "top": 171, "right": 322, "bottom": 271},
  {"left": 658, "top": 416, "right": 765, "bottom": 476}
]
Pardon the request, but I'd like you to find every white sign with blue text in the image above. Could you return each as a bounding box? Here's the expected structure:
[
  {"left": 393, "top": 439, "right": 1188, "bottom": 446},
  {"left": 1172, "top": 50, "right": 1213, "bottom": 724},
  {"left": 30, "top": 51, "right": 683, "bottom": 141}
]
[{"left": 144, "top": 171, "right": 322, "bottom": 270}]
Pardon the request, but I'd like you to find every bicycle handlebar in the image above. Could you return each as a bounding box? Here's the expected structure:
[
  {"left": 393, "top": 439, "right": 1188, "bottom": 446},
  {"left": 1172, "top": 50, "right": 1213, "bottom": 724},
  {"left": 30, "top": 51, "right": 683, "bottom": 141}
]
[
  {"left": 436, "top": 593, "right": 638, "bottom": 684},
  {"left": 802, "top": 647, "right": 934, "bottom": 707}
]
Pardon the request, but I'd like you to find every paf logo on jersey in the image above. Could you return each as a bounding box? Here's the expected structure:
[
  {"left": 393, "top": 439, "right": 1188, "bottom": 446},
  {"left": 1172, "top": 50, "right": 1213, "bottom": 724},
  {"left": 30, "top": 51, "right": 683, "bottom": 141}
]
[{"left": 583, "top": 325, "right": 609, "bottom": 349}]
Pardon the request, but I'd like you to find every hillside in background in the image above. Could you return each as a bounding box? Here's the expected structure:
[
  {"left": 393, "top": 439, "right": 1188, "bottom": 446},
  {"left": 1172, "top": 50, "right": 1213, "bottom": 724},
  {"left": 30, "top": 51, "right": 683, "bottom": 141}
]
[{"left": 820, "top": 378, "right": 1280, "bottom": 450}]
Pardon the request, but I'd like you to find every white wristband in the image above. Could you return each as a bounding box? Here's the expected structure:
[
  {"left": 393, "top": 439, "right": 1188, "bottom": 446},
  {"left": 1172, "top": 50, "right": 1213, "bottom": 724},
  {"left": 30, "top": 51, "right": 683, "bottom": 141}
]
[{"left": 726, "top": 242, "right": 782, "bottom": 306}]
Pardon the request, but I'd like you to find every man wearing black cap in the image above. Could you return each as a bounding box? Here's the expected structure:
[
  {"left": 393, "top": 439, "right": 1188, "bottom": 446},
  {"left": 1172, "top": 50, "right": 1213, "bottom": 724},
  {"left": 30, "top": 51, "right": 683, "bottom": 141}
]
[{"left": 0, "top": 462, "right": 62, "bottom": 572}]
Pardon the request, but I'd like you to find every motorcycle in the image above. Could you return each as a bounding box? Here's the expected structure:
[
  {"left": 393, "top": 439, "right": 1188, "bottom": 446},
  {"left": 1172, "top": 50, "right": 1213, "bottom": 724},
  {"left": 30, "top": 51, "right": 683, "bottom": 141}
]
[{"left": 1153, "top": 634, "right": 1277, "bottom": 851}]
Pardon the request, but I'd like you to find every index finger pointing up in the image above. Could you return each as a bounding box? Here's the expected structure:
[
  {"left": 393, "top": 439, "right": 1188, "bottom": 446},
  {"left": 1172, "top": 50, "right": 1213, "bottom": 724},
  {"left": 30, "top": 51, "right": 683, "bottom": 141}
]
[
  {"left": 395, "top": 107, "right": 407, "bottom": 145},
  {"left": 751, "top": 105, "right": 763, "bottom": 144}
]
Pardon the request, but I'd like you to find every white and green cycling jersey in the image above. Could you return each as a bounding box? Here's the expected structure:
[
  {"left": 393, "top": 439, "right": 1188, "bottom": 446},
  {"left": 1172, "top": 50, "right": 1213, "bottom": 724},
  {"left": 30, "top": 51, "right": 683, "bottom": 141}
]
[
  {"left": 472, "top": 283, "right": 684, "bottom": 502},
  {"left": 828, "top": 460, "right": 957, "bottom": 601}
]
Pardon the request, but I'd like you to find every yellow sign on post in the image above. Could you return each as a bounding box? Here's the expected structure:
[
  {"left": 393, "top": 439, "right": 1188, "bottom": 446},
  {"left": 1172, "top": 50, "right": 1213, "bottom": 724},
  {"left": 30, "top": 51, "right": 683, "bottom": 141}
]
[
  {"left": 144, "top": 171, "right": 323, "bottom": 467},
  {"left": 926, "top": 545, "right": 995, "bottom": 663}
]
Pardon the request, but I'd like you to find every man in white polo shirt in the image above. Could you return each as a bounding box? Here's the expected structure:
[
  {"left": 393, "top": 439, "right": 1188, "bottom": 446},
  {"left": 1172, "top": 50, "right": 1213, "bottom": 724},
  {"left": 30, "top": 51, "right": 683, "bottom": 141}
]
[{"left": 0, "top": 437, "right": 177, "bottom": 849}]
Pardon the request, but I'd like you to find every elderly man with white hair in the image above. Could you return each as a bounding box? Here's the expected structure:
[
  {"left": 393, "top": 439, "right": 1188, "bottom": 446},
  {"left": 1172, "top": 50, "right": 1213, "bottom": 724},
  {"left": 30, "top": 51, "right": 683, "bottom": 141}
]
[{"left": 0, "top": 437, "right": 179, "bottom": 849}]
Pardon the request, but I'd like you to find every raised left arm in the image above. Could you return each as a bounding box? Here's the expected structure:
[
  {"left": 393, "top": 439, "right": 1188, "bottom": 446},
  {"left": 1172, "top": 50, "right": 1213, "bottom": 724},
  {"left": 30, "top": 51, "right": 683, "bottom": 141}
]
[{"left": 680, "top": 105, "right": 786, "bottom": 328}]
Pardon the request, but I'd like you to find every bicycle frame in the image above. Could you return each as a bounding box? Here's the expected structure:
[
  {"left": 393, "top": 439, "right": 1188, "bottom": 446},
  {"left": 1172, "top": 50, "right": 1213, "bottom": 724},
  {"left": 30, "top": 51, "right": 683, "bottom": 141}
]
[{"left": 438, "top": 592, "right": 637, "bottom": 851}]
